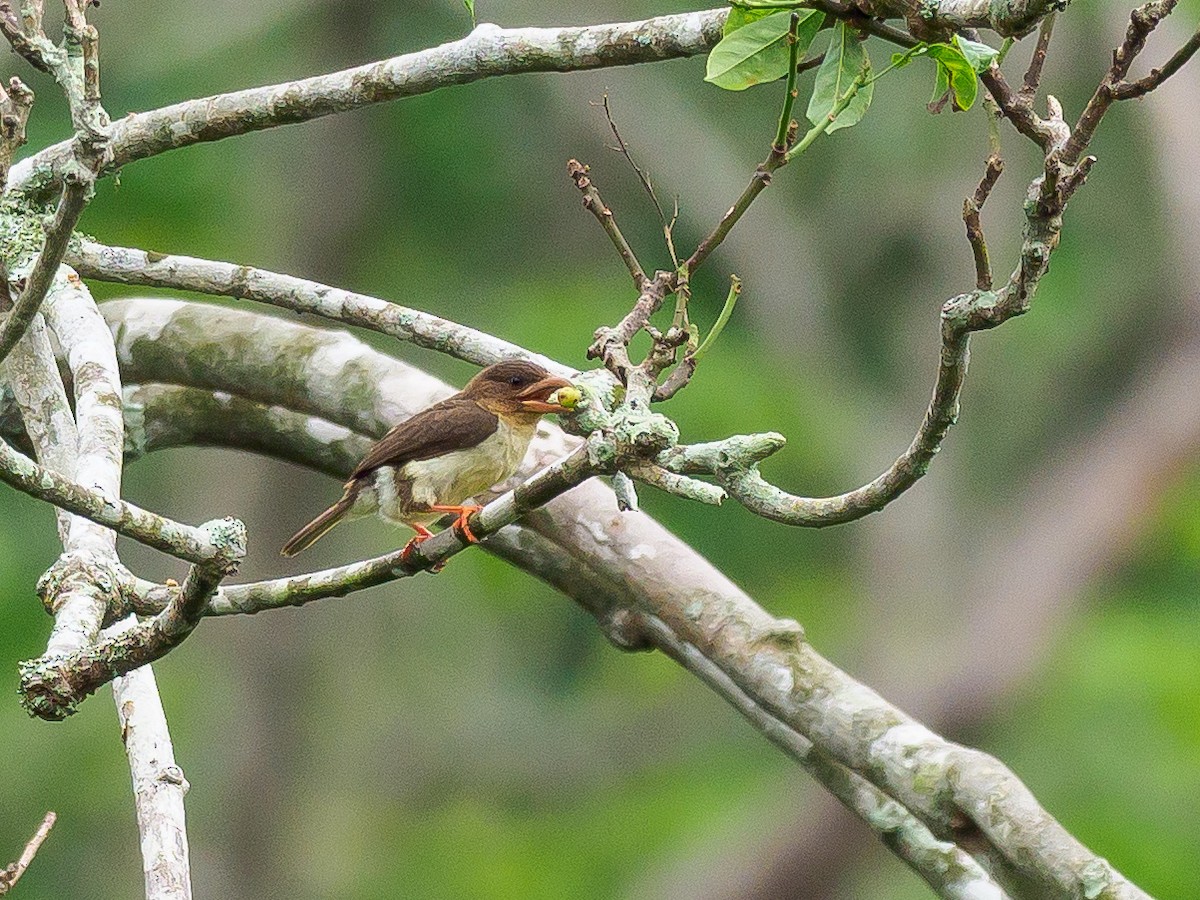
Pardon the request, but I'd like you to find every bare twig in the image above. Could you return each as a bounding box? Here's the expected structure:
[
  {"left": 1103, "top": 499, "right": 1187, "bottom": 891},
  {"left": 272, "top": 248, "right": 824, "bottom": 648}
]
[
  {"left": 599, "top": 93, "right": 679, "bottom": 267},
  {"left": 567, "top": 159, "right": 648, "bottom": 288},
  {"left": 963, "top": 153, "right": 1004, "bottom": 290},
  {"left": 0, "top": 811, "right": 57, "bottom": 895},
  {"left": 1019, "top": 12, "right": 1056, "bottom": 102},
  {"left": 1064, "top": 0, "right": 1182, "bottom": 164},
  {"left": 1112, "top": 22, "right": 1200, "bottom": 98}
]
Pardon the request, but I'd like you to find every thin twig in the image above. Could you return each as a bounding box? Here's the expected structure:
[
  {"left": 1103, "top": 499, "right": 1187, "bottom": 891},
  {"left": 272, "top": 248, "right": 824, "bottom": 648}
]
[
  {"left": 599, "top": 93, "right": 679, "bottom": 268},
  {"left": 1019, "top": 12, "right": 1056, "bottom": 102},
  {"left": 1112, "top": 23, "right": 1200, "bottom": 98},
  {"left": 1063, "top": 0, "right": 1181, "bottom": 164},
  {"left": 774, "top": 13, "right": 804, "bottom": 151},
  {"left": 567, "top": 159, "right": 648, "bottom": 288},
  {"left": 963, "top": 153, "right": 1004, "bottom": 290},
  {"left": 0, "top": 811, "right": 57, "bottom": 895}
]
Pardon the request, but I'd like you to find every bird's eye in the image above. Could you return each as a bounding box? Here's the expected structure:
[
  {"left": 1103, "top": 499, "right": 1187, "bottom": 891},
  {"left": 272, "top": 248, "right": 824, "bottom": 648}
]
[{"left": 508, "top": 375, "right": 524, "bottom": 386}]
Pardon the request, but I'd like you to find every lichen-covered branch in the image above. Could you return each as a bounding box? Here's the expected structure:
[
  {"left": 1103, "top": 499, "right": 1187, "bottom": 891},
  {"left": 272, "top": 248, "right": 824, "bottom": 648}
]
[
  {"left": 65, "top": 239, "right": 570, "bottom": 377},
  {"left": 33, "top": 274, "right": 126, "bottom": 660},
  {"left": 18, "top": 516, "right": 246, "bottom": 720},
  {"left": 4, "top": 270, "right": 195, "bottom": 894},
  {"left": 93, "top": 298, "right": 1146, "bottom": 897},
  {"left": 8, "top": 11, "right": 729, "bottom": 194},
  {"left": 2, "top": 308, "right": 78, "bottom": 542},
  {"left": 0, "top": 178, "right": 90, "bottom": 365},
  {"left": 0, "top": 435, "right": 236, "bottom": 563},
  {"left": 110, "top": 625, "right": 193, "bottom": 900}
]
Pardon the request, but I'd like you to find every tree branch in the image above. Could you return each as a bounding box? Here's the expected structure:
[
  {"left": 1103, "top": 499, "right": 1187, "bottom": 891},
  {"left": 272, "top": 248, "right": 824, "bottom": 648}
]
[
  {"left": 65, "top": 239, "right": 570, "bottom": 378},
  {"left": 109, "top": 617, "right": 193, "bottom": 900},
  {"left": 0, "top": 178, "right": 90, "bottom": 365},
  {"left": 8, "top": 10, "right": 730, "bottom": 194},
  {"left": 0, "top": 811, "right": 56, "bottom": 896},
  {"left": 1063, "top": 0, "right": 1184, "bottom": 165},
  {"left": 6, "top": 270, "right": 195, "bottom": 892},
  {"left": 19, "top": 516, "right": 246, "bottom": 719},
  {"left": 93, "top": 298, "right": 1149, "bottom": 897},
  {"left": 1112, "top": 23, "right": 1200, "bottom": 98}
]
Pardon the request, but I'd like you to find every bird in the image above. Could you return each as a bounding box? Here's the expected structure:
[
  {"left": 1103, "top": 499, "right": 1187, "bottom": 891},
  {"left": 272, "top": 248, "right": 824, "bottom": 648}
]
[{"left": 281, "top": 359, "right": 573, "bottom": 562}]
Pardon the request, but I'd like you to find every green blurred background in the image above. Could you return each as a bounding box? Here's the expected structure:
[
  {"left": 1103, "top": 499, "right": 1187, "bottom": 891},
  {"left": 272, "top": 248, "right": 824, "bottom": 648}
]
[{"left": 3, "top": 1, "right": 1198, "bottom": 897}]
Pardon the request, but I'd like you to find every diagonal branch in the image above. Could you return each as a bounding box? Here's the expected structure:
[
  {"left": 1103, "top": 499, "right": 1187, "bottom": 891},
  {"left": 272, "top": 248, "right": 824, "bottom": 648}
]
[
  {"left": 1063, "top": 0, "right": 1186, "bottom": 164},
  {"left": 93, "top": 298, "right": 1150, "bottom": 898},
  {"left": 8, "top": 10, "right": 730, "bottom": 194},
  {"left": 0, "top": 178, "right": 90, "bottom": 366},
  {"left": 0, "top": 811, "right": 56, "bottom": 896},
  {"left": 65, "top": 239, "right": 571, "bottom": 377}
]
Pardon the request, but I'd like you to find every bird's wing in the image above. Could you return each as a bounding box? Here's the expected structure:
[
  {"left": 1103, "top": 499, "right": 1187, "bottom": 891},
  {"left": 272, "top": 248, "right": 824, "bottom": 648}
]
[{"left": 350, "top": 397, "right": 499, "bottom": 480}]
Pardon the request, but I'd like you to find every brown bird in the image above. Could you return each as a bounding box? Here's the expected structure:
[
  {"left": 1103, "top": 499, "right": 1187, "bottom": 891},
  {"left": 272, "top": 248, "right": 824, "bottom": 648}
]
[{"left": 281, "top": 360, "right": 573, "bottom": 561}]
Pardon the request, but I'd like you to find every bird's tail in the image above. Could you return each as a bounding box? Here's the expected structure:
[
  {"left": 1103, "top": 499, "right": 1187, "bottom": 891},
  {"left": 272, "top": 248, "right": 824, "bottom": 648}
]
[{"left": 281, "top": 489, "right": 357, "bottom": 557}]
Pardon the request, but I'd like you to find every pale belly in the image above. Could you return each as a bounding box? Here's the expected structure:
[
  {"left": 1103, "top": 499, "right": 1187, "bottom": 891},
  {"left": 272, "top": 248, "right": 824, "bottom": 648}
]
[{"left": 353, "top": 418, "right": 536, "bottom": 527}]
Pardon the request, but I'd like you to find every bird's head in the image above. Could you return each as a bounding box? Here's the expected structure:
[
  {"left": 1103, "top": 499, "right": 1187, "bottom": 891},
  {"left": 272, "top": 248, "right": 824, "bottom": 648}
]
[{"left": 464, "top": 360, "right": 574, "bottom": 416}]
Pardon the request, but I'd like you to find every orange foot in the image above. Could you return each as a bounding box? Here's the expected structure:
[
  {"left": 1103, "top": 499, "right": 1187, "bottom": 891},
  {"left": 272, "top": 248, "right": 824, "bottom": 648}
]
[
  {"left": 399, "top": 525, "right": 436, "bottom": 569},
  {"left": 430, "top": 504, "right": 484, "bottom": 544}
]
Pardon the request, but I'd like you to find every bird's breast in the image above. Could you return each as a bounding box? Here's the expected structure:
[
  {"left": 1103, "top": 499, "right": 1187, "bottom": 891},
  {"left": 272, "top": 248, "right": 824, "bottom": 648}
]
[{"left": 400, "top": 416, "right": 536, "bottom": 511}]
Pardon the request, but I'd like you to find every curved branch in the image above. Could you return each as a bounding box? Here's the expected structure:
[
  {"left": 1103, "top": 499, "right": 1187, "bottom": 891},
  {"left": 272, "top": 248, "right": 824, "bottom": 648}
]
[
  {"left": 96, "top": 298, "right": 1147, "bottom": 898},
  {"left": 67, "top": 239, "right": 571, "bottom": 377},
  {"left": 113, "top": 386, "right": 1010, "bottom": 900},
  {"left": 8, "top": 11, "right": 728, "bottom": 194}
]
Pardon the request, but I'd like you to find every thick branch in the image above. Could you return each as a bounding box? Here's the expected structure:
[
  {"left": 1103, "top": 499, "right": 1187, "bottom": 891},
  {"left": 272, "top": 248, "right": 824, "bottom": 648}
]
[
  {"left": 8, "top": 269, "right": 194, "bottom": 891},
  {"left": 8, "top": 11, "right": 729, "bottom": 194},
  {"left": 95, "top": 298, "right": 1146, "bottom": 897}
]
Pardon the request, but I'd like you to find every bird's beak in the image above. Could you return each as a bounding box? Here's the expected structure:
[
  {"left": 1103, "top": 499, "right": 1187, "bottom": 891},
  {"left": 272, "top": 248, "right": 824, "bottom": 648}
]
[{"left": 517, "top": 375, "right": 573, "bottom": 413}]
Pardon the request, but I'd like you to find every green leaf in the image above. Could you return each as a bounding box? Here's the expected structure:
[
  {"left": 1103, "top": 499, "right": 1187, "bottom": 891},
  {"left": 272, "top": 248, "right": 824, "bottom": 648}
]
[
  {"left": 723, "top": 7, "right": 776, "bottom": 36},
  {"left": 806, "top": 22, "right": 873, "bottom": 132},
  {"left": 930, "top": 61, "right": 951, "bottom": 109},
  {"left": 463, "top": 0, "right": 475, "bottom": 26},
  {"left": 955, "top": 35, "right": 1000, "bottom": 73},
  {"left": 705, "top": 10, "right": 823, "bottom": 91},
  {"left": 926, "top": 43, "right": 977, "bottom": 111}
]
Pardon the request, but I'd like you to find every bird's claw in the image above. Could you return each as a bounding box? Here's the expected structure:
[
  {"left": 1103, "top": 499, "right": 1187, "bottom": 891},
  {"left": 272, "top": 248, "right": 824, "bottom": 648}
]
[
  {"left": 400, "top": 532, "right": 440, "bottom": 571},
  {"left": 452, "top": 506, "right": 483, "bottom": 544}
]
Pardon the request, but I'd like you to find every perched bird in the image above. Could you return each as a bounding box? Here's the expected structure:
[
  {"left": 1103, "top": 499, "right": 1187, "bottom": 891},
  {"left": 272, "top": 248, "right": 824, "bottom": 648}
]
[{"left": 281, "top": 360, "right": 573, "bottom": 561}]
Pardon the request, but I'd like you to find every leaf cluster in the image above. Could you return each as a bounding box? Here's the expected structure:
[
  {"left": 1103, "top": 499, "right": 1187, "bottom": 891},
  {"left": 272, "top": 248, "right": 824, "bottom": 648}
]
[{"left": 705, "top": 6, "right": 1000, "bottom": 130}]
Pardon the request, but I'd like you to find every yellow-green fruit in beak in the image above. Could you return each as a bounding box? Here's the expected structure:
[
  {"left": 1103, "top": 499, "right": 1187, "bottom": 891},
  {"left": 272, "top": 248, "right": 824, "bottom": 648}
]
[{"left": 547, "top": 385, "right": 582, "bottom": 409}]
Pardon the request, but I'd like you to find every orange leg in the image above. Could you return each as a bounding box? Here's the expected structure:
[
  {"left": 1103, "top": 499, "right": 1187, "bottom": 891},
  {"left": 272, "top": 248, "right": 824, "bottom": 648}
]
[
  {"left": 430, "top": 504, "right": 484, "bottom": 544},
  {"left": 399, "top": 524, "right": 436, "bottom": 567}
]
